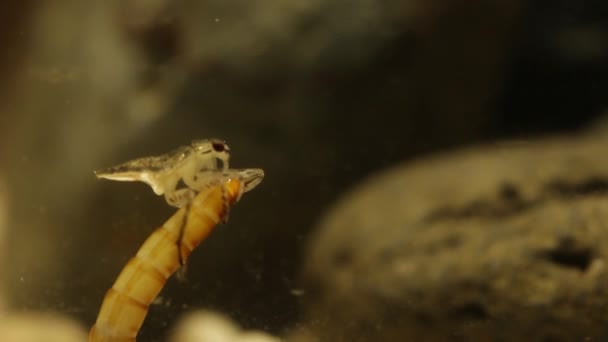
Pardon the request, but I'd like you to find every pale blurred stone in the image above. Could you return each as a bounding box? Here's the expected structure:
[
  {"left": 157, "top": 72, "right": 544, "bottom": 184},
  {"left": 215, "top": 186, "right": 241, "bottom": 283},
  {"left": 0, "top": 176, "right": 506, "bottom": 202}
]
[
  {"left": 300, "top": 121, "right": 608, "bottom": 341},
  {"left": 170, "top": 310, "right": 280, "bottom": 342},
  {"left": 0, "top": 313, "right": 87, "bottom": 342}
]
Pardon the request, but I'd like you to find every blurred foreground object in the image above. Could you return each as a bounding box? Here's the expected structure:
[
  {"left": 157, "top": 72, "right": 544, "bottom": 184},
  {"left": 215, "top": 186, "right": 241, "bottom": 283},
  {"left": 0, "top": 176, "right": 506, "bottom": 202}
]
[
  {"left": 0, "top": 313, "right": 87, "bottom": 342},
  {"left": 298, "top": 118, "right": 608, "bottom": 341},
  {"left": 170, "top": 310, "right": 280, "bottom": 342},
  {"left": 0, "top": 178, "right": 6, "bottom": 311}
]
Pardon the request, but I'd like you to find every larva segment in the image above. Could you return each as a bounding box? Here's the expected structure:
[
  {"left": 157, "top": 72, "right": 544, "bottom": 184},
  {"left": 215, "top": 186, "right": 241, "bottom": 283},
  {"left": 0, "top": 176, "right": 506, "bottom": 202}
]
[{"left": 89, "top": 177, "right": 246, "bottom": 342}]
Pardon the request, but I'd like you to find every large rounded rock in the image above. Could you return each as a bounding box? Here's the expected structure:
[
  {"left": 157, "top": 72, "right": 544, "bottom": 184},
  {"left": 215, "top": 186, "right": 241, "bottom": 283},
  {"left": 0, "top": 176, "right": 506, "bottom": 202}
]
[{"left": 299, "top": 126, "right": 608, "bottom": 341}]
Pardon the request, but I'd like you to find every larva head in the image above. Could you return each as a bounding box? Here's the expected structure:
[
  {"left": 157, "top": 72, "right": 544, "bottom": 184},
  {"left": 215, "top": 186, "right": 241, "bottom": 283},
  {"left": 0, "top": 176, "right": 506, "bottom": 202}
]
[
  {"left": 220, "top": 168, "right": 264, "bottom": 204},
  {"left": 191, "top": 138, "right": 231, "bottom": 169},
  {"left": 238, "top": 168, "right": 264, "bottom": 193}
]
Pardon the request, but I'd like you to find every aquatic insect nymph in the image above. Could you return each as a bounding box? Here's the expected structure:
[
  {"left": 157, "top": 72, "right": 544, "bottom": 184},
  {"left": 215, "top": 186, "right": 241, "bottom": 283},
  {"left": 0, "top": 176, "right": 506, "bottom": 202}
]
[
  {"left": 94, "top": 138, "right": 231, "bottom": 208},
  {"left": 90, "top": 139, "right": 264, "bottom": 342}
]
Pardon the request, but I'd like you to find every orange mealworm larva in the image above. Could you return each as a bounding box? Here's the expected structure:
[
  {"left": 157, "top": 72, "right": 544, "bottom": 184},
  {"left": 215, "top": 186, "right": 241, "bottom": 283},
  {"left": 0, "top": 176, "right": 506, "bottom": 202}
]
[{"left": 89, "top": 169, "right": 263, "bottom": 342}]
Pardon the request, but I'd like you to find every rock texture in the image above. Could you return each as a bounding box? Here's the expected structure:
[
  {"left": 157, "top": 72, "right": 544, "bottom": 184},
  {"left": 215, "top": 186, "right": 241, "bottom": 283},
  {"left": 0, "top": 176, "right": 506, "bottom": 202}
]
[{"left": 299, "top": 125, "right": 608, "bottom": 341}]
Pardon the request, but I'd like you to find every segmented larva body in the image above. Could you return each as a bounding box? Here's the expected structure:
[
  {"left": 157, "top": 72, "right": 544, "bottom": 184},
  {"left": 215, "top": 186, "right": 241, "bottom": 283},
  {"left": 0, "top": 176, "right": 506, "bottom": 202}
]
[{"left": 89, "top": 178, "right": 243, "bottom": 342}]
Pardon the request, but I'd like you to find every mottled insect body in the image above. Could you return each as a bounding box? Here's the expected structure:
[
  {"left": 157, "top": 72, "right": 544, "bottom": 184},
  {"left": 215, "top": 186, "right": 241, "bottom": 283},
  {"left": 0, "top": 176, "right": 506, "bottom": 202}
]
[{"left": 94, "top": 139, "right": 231, "bottom": 208}]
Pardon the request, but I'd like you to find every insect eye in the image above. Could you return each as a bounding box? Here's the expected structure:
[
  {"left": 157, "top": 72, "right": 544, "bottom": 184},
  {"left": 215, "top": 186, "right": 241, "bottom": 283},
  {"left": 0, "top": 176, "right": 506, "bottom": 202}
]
[{"left": 212, "top": 142, "right": 226, "bottom": 152}]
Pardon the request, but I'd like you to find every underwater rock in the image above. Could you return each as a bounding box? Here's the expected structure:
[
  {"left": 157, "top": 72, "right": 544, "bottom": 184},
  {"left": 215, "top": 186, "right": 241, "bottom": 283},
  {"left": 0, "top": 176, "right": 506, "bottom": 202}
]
[{"left": 299, "top": 123, "right": 608, "bottom": 341}]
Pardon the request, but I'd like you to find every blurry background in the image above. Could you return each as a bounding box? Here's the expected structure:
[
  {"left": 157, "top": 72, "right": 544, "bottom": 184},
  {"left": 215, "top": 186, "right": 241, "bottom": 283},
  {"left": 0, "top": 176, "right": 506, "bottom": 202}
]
[{"left": 0, "top": 0, "right": 607, "bottom": 341}]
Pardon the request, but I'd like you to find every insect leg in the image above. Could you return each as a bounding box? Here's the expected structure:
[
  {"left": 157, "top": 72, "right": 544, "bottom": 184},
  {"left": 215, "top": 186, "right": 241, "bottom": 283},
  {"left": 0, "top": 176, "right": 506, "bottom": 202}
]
[
  {"left": 174, "top": 176, "right": 222, "bottom": 281},
  {"left": 220, "top": 181, "right": 230, "bottom": 224},
  {"left": 183, "top": 169, "right": 218, "bottom": 192},
  {"left": 197, "top": 171, "right": 232, "bottom": 223},
  {"left": 164, "top": 188, "right": 197, "bottom": 208},
  {"left": 176, "top": 200, "right": 192, "bottom": 267}
]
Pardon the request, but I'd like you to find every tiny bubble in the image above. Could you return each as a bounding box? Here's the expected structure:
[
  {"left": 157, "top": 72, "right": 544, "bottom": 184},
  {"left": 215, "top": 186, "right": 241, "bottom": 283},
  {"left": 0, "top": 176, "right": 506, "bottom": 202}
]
[
  {"left": 290, "top": 289, "right": 305, "bottom": 296},
  {"left": 152, "top": 296, "right": 163, "bottom": 305}
]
